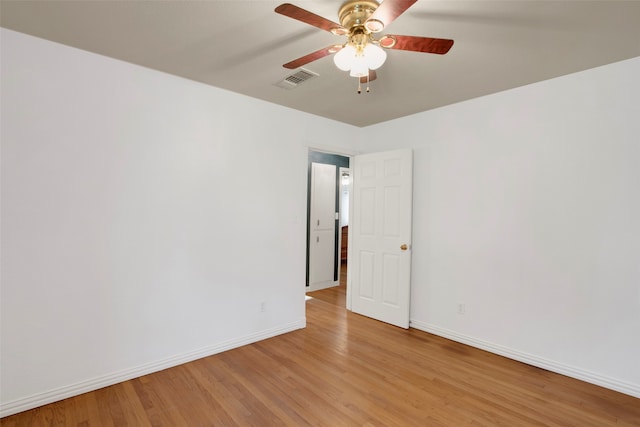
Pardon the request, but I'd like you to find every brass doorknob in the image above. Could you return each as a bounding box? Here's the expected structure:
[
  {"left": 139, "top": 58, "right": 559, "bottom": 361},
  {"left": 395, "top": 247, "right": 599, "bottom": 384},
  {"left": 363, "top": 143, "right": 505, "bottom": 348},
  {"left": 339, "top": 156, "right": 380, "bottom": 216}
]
[{"left": 400, "top": 244, "right": 408, "bottom": 251}]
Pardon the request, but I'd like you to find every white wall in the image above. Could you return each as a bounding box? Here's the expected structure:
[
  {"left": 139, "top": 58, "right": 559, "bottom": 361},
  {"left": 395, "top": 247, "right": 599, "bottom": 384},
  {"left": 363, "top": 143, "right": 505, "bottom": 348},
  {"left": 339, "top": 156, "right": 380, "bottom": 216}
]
[
  {"left": 359, "top": 57, "right": 640, "bottom": 397},
  {"left": 0, "top": 29, "right": 359, "bottom": 416}
]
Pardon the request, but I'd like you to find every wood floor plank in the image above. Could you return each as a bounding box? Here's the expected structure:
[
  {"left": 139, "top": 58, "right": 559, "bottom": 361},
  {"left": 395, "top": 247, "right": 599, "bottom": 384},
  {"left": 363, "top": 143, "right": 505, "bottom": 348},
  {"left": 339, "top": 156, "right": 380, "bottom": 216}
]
[{"left": 3, "top": 283, "right": 639, "bottom": 426}]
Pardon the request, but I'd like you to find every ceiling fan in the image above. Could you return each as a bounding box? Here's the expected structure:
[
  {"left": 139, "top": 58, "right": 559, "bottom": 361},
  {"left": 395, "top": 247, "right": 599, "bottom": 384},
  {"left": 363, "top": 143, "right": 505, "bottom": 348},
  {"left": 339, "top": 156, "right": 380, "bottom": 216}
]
[{"left": 275, "top": 0, "right": 454, "bottom": 92}]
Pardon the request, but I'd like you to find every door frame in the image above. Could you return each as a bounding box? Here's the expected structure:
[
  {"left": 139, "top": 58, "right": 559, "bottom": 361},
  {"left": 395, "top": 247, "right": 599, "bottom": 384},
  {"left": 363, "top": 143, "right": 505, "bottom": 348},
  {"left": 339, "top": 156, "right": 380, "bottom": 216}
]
[{"left": 338, "top": 166, "right": 351, "bottom": 305}]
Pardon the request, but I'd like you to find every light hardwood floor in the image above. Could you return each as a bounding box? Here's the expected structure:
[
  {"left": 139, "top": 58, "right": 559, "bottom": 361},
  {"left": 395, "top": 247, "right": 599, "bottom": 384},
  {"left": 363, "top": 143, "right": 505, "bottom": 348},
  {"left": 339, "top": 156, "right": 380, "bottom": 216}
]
[{"left": 3, "top": 272, "right": 639, "bottom": 426}]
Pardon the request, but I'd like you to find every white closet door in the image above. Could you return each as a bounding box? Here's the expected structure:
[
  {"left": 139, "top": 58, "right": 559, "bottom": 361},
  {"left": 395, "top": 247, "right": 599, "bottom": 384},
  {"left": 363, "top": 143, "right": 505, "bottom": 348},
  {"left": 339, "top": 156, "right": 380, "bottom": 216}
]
[{"left": 309, "top": 162, "right": 336, "bottom": 289}]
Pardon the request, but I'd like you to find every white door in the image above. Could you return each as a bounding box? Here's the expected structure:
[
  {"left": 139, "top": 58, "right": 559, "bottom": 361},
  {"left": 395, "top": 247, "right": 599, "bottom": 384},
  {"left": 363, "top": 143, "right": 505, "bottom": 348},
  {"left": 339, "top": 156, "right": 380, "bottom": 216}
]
[
  {"left": 308, "top": 162, "right": 337, "bottom": 290},
  {"left": 350, "top": 149, "right": 413, "bottom": 328}
]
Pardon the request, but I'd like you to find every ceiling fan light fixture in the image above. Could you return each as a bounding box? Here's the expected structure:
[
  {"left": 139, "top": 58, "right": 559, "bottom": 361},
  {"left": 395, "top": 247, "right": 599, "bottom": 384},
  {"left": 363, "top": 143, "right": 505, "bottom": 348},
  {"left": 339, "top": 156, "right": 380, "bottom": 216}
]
[{"left": 334, "top": 41, "right": 386, "bottom": 76}]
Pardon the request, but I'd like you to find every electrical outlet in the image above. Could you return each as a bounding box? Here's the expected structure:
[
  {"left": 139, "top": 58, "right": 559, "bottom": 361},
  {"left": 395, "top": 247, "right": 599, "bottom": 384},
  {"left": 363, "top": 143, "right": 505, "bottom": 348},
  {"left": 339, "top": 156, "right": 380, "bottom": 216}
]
[
  {"left": 457, "top": 303, "right": 466, "bottom": 315},
  {"left": 260, "top": 301, "right": 267, "bottom": 312}
]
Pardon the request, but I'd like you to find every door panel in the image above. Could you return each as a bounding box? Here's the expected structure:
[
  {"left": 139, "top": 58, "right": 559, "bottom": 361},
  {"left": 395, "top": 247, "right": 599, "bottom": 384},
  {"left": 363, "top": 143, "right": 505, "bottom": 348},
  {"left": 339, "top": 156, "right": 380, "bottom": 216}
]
[
  {"left": 382, "top": 253, "right": 400, "bottom": 305},
  {"left": 311, "top": 162, "right": 336, "bottom": 231},
  {"left": 350, "top": 149, "right": 412, "bottom": 328},
  {"left": 358, "top": 250, "right": 375, "bottom": 299},
  {"left": 309, "top": 229, "right": 335, "bottom": 285},
  {"left": 383, "top": 186, "right": 400, "bottom": 236},
  {"left": 359, "top": 187, "right": 376, "bottom": 235}
]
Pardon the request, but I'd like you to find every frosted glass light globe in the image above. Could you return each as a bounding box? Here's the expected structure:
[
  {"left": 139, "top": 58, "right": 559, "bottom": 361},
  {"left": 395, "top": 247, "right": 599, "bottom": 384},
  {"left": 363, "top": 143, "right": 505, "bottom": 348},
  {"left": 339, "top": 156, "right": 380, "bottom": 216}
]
[
  {"left": 364, "top": 43, "right": 387, "bottom": 70},
  {"left": 333, "top": 45, "right": 357, "bottom": 71},
  {"left": 349, "top": 56, "right": 369, "bottom": 78}
]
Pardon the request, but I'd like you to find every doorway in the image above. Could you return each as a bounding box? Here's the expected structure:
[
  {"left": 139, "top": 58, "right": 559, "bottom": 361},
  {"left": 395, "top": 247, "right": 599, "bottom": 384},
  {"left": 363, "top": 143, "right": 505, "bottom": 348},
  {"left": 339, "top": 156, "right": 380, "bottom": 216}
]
[
  {"left": 307, "top": 149, "right": 413, "bottom": 328},
  {"left": 306, "top": 151, "right": 350, "bottom": 294}
]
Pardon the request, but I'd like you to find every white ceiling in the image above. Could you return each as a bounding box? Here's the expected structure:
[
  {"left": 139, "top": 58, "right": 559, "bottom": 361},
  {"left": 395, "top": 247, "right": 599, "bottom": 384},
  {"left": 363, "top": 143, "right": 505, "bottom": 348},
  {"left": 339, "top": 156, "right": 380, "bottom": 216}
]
[{"left": 2, "top": 0, "right": 640, "bottom": 127}]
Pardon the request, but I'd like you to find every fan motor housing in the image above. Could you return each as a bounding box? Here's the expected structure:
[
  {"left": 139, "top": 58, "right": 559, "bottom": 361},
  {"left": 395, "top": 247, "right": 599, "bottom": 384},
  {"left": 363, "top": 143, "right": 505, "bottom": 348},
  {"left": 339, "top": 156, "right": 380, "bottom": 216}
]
[{"left": 338, "top": 0, "right": 379, "bottom": 30}]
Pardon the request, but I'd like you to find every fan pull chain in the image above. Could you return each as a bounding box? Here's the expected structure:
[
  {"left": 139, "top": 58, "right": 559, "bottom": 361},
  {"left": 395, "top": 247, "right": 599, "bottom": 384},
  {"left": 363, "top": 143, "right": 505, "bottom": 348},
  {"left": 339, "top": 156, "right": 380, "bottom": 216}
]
[
  {"left": 366, "top": 73, "right": 370, "bottom": 93},
  {"left": 357, "top": 74, "right": 371, "bottom": 94}
]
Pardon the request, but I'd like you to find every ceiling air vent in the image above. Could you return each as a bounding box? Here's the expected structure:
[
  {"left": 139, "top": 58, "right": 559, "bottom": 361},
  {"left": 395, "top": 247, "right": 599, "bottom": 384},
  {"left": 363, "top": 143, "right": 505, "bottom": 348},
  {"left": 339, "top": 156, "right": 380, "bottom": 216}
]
[{"left": 274, "top": 68, "right": 319, "bottom": 89}]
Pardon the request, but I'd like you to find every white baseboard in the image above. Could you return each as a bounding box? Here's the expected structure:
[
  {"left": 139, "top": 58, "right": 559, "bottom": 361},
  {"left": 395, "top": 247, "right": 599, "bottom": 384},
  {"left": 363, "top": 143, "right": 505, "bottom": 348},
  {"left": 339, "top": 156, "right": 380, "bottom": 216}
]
[
  {"left": 410, "top": 320, "right": 640, "bottom": 399},
  {"left": 0, "top": 319, "right": 306, "bottom": 418}
]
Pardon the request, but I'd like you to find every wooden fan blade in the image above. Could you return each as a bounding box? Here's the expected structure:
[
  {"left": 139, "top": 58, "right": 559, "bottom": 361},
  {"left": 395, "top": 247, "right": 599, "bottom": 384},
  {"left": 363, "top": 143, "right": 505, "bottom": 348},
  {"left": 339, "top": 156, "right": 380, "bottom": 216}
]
[
  {"left": 366, "top": 0, "right": 417, "bottom": 30},
  {"left": 386, "top": 35, "right": 454, "bottom": 54},
  {"left": 359, "top": 70, "right": 377, "bottom": 84},
  {"left": 283, "top": 45, "right": 339, "bottom": 69},
  {"left": 275, "top": 3, "right": 346, "bottom": 34}
]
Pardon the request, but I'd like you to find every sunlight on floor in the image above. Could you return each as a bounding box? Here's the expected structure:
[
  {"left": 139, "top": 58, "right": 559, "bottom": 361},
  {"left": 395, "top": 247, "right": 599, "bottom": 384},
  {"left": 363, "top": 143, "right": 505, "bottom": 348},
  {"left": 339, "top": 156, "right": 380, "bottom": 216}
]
[{"left": 305, "top": 295, "right": 313, "bottom": 301}]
